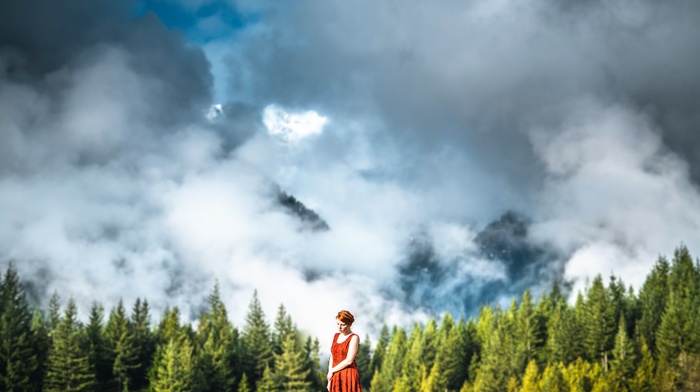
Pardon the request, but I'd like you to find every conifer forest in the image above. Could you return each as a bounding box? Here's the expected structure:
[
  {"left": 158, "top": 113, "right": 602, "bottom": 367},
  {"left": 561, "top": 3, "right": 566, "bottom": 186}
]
[{"left": 1, "top": 245, "right": 699, "bottom": 392}]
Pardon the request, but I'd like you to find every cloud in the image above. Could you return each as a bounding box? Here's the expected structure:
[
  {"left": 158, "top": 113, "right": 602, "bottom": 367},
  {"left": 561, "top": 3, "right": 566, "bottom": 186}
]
[{"left": 2, "top": 0, "right": 700, "bottom": 348}]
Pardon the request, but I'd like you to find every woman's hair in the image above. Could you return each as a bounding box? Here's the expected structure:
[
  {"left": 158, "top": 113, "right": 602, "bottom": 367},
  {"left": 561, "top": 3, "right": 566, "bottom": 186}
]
[{"left": 336, "top": 310, "right": 355, "bottom": 325}]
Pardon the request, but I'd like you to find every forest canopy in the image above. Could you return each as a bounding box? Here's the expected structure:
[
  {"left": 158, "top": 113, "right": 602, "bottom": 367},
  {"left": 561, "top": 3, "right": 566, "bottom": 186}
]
[{"left": 1, "top": 245, "right": 699, "bottom": 391}]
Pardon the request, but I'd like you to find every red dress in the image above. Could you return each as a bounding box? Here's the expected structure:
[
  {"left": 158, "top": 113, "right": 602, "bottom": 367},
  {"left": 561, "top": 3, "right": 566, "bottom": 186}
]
[{"left": 329, "top": 333, "right": 362, "bottom": 392}]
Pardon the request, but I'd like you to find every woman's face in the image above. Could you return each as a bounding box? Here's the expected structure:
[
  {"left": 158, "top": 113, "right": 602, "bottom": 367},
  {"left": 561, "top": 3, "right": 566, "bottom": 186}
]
[{"left": 336, "top": 319, "right": 352, "bottom": 334}]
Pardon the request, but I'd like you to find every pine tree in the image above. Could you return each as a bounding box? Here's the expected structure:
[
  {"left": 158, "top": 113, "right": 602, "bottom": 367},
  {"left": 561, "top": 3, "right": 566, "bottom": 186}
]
[
  {"left": 472, "top": 311, "right": 512, "bottom": 392},
  {"left": 274, "top": 334, "right": 311, "bottom": 391},
  {"left": 609, "top": 317, "right": 636, "bottom": 391},
  {"left": 272, "top": 304, "right": 295, "bottom": 356},
  {"left": 242, "top": 291, "right": 273, "bottom": 387},
  {"left": 371, "top": 327, "right": 406, "bottom": 392},
  {"left": 584, "top": 275, "right": 616, "bottom": 371},
  {"left": 629, "top": 338, "right": 655, "bottom": 392},
  {"left": 370, "top": 324, "right": 390, "bottom": 381},
  {"left": 354, "top": 335, "right": 372, "bottom": 391},
  {"left": 238, "top": 373, "right": 251, "bottom": 392},
  {"left": 256, "top": 364, "right": 278, "bottom": 392},
  {"left": 105, "top": 299, "right": 139, "bottom": 391},
  {"left": 401, "top": 323, "right": 423, "bottom": 392},
  {"left": 516, "top": 290, "right": 542, "bottom": 373},
  {"left": 0, "top": 264, "right": 39, "bottom": 392},
  {"left": 520, "top": 360, "right": 540, "bottom": 392},
  {"left": 131, "top": 298, "right": 155, "bottom": 391},
  {"left": 196, "top": 284, "right": 239, "bottom": 392},
  {"left": 441, "top": 320, "right": 471, "bottom": 391},
  {"left": 85, "top": 302, "right": 111, "bottom": 390},
  {"left": 561, "top": 358, "right": 595, "bottom": 392},
  {"left": 44, "top": 299, "right": 96, "bottom": 392},
  {"left": 637, "top": 257, "right": 670, "bottom": 358},
  {"left": 151, "top": 333, "right": 196, "bottom": 392},
  {"left": 302, "top": 336, "right": 325, "bottom": 391},
  {"left": 30, "top": 310, "right": 50, "bottom": 391},
  {"left": 538, "top": 362, "right": 567, "bottom": 392},
  {"left": 548, "top": 300, "right": 583, "bottom": 366}
]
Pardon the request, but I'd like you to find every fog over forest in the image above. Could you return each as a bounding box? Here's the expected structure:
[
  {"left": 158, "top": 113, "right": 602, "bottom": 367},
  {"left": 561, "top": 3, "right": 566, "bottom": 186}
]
[{"left": 2, "top": 0, "right": 700, "bottom": 343}]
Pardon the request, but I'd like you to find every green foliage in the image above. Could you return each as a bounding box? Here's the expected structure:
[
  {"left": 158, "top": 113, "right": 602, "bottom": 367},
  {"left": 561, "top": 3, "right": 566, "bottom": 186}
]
[
  {"left": 151, "top": 333, "right": 196, "bottom": 392},
  {"left": 242, "top": 290, "right": 273, "bottom": 387},
  {"left": 2, "top": 244, "right": 700, "bottom": 392},
  {"left": 44, "top": 299, "right": 96, "bottom": 392},
  {"left": 0, "top": 264, "right": 41, "bottom": 392}
]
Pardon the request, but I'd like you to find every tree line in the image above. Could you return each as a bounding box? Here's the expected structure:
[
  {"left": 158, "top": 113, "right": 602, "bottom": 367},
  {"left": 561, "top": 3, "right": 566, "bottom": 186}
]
[{"left": 1, "top": 245, "right": 699, "bottom": 391}]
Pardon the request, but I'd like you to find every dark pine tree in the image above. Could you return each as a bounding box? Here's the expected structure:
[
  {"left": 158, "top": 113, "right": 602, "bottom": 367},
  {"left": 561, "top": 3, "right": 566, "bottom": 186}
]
[{"left": 0, "top": 264, "right": 40, "bottom": 392}]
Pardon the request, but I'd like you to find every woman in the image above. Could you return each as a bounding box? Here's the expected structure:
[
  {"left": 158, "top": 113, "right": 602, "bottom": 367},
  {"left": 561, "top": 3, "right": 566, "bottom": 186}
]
[{"left": 327, "top": 310, "right": 362, "bottom": 392}]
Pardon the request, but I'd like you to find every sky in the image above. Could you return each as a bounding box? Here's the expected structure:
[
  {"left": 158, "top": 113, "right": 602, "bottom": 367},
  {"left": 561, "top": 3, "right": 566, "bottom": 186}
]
[{"left": 2, "top": 0, "right": 700, "bottom": 346}]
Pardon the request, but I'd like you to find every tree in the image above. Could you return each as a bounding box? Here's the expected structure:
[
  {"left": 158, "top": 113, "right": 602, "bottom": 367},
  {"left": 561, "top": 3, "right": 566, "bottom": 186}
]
[
  {"left": 256, "top": 364, "right": 278, "bottom": 392},
  {"left": 196, "top": 283, "right": 238, "bottom": 392},
  {"left": 272, "top": 305, "right": 295, "bottom": 356},
  {"left": 44, "top": 299, "right": 96, "bottom": 392},
  {"left": 0, "top": 264, "right": 40, "bottom": 392},
  {"left": 371, "top": 327, "right": 406, "bottom": 392},
  {"left": 302, "top": 336, "right": 325, "bottom": 391},
  {"left": 242, "top": 291, "right": 273, "bottom": 387},
  {"left": 637, "top": 257, "right": 669, "bottom": 357},
  {"left": 516, "top": 290, "right": 543, "bottom": 373},
  {"left": 609, "top": 317, "right": 636, "bottom": 391},
  {"left": 274, "top": 334, "right": 311, "bottom": 392},
  {"left": 105, "top": 299, "right": 139, "bottom": 391},
  {"left": 151, "top": 333, "right": 196, "bottom": 392},
  {"left": 629, "top": 338, "right": 656, "bottom": 392},
  {"left": 584, "top": 275, "right": 616, "bottom": 371},
  {"left": 131, "top": 298, "right": 155, "bottom": 391},
  {"left": 520, "top": 360, "right": 540, "bottom": 392},
  {"left": 85, "top": 302, "right": 111, "bottom": 390}
]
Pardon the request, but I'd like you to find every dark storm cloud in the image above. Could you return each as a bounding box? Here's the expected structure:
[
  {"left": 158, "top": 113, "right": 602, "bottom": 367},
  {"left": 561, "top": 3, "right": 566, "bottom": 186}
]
[
  {"left": 218, "top": 0, "right": 700, "bottom": 318},
  {"left": 3, "top": 0, "right": 700, "bottom": 342},
  {"left": 226, "top": 0, "right": 700, "bottom": 181},
  {"left": 0, "top": 0, "right": 213, "bottom": 148}
]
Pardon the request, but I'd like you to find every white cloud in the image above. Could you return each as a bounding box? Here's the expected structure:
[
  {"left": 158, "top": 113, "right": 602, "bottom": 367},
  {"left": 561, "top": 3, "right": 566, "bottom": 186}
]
[{"left": 263, "top": 104, "right": 328, "bottom": 142}]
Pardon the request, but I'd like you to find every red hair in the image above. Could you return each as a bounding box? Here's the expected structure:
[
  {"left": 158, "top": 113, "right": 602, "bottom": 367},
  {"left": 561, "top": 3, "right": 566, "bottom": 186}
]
[{"left": 336, "top": 310, "right": 355, "bottom": 325}]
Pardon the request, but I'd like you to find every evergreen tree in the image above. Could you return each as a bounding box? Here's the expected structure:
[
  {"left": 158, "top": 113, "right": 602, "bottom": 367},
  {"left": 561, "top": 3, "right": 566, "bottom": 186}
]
[
  {"left": 151, "top": 333, "right": 196, "bottom": 392},
  {"left": 609, "top": 317, "right": 636, "bottom": 391},
  {"left": 516, "top": 290, "right": 542, "bottom": 373},
  {"left": 302, "top": 336, "right": 325, "bottom": 391},
  {"left": 370, "top": 324, "right": 390, "bottom": 380},
  {"left": 561, "top": 358, "right": 596, "bottom": 392},
  {"left": 400, "top": 323, "right": 423, "bottom": 392},
  {"left": 274, "top": 334, "right": 311, "bottom": 392},
  {"left": 131, "top": 298, "right": 155, "bottom": 391},
  {"left": 441, "top": 320, "right": 471, "bottom": 391},
  {"left": 256, "top": 364, "right": 278, "bottom": 392},
  {"left": 0, "top": 264, "right": 39, "bottom": 392},
  {"left": 156, "top": 306, "right": 183, "bottom": 346},
  {"left": 371, "top": 327, "right": 406, "bottom": 392},
  {"left": 272, "top": 304, "right": 295, "bottom": 356},
  {"left": 44, "top": 299, "right": 96, "bottom": 392},
  {"left": 85, "top": 303, "right": 111, "bottom": 390},
  {"left": 630, "top": 338, "right": 655, "bottom": 392},
  {"left": 31, "top": 310, "right": 50, "bottom": 391},
  {"left": 238, "top": 373, "right": 251, "bottom": 392},
  {"left": 242, "top": 291, "right": 273, "bottom": 387},
  {"left": 520, "top": 360, "right": 540, "bottom": 392},
  {"left": 548, "top": 300, "right": 583, "bottom": 366},
  {"left": 196, "top": 283, "right": 238, "bottom": 392},
  {"left": 637, "top": 257, "right": 669, "bottom": 358},
  {"left": 538, "top": 363, "right": 567, "bottom": 392},
  {"left": 105, "top": 299, "right": 139, "bottom": 391},
  {"left": 354, "top": 335, "right": 372, "bottom": 391},
  {"left": 584, "top": 275, "right": 616, "bottom": 371}
]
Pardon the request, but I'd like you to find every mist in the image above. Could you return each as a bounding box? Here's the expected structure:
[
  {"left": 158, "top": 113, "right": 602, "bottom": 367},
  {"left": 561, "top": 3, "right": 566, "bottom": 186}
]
[{"left": 2, "top": 0, "right": 700, "bottom": 345}]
